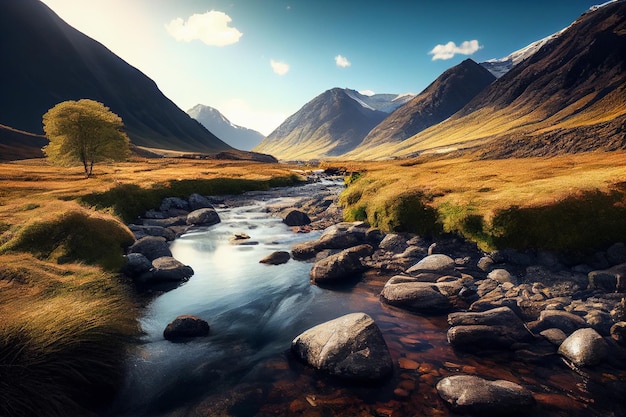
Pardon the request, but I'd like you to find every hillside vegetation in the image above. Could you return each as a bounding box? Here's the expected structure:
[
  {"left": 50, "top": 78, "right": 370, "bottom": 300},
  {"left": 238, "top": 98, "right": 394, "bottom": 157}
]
[{"left": 334, "top": 151, "right": 626, "bottom": 254}]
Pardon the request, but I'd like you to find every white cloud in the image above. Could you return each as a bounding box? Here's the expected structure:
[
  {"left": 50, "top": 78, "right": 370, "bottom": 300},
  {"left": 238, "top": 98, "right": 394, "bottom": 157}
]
[
  {"left": 335, "top": 54, "right": 351, "bottom": 68},
  {"left": 270, "top": 59, "right": 290, "bottom": 76},
  {"left": 220, "top": 99, "right": 286, "bottom": 136},
  {"left": 428, "top": 40, "right": 482, "bottom": 60},
  {"left": 165, "top": 11, "right": 242, "bottom": 47},
  {"left": 359, "top": 90, "right": 375, "bottom": 96}
]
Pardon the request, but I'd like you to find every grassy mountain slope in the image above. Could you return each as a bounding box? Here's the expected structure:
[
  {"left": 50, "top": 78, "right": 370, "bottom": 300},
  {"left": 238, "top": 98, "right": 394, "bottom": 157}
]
[{"left": 0, "top": 0, "right": 231, "bottom": 153}]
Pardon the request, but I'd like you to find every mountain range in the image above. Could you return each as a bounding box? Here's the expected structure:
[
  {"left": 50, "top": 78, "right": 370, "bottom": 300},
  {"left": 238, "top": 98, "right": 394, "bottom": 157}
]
[
  {"left": 187, "top": 105, "right": 265, "bottom": 151},
  {"left": 256, "top": 0, "right": 626, "bottom": 161},
  {"left": 0, "top": 0, "right": 230, "bottom": 155}
]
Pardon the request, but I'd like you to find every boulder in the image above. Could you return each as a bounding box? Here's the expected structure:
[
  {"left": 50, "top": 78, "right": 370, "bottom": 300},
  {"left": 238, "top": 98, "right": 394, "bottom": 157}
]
[
  {"left": 283, "top": 209, "right": 311, "bottom": 226},
  {"left": 150, "top": 256, "right": 194, "bottom": 282},
  {"left": 291, "top": 241, "right": 319, "bottom": 260},
  {"left": 380, "top": 278, "right": 451, "bottom": 314},
  {"left": 259, "top": 251, "right": 291, "bottom": 265},
  {"left": 610, "top": 321, "right": 626, "bottom": 346},
  {"left": 558, "top": 328, "right": 609, "bottom": 367},
  {"left": 487, "top": 268, "right": 517, "bottom": 285},
  {"left": 406, "top": 254, "right": 456, "bottom": 277},
  {"left": 527, "top": 310, "right": 588, "bottom": 335},
  {"left": 142, "top": 216, "right": 188, "bottom": 228},
  {"left": 121, "top": 253, "right": 152, "bottom": 277},
  {"left": 540, "top": 328, "right": 568, "bottom": 346},
  {"left": 186, "top": 208, "right": 221, "bottom": 227},
  {"left": 588, "top": 263, "right": 626, "bottom": 292},
  {"left": 163, "top": 315, "right": 210, "bottom": 342},
  {"left": 128, "top": 224, "right": 176, "bottom": 241},
  {"left": 291, "top": 312, "right": 393, "bottom": 381},
  {"left": 309, "top": 245, "right": 372, "bottom": 285},
  {"left": 437, "top": 375, "right": 535, "bottom": 414},
  {"left": 378, "top": 234, "right": 408, "bottom": 254},
  {"left": 447, "top": 307, "right": 532, "bottom": 351},
  {"left": 317, "top": 227, "right": 364, "bottom": 250},
  {"left": 160, "top": 197, "right": 190, "bottom": 214},
  {"left": 128, "top": 236, "right": 172, "bottom": 261},
  {"left": 188, "top": 193, "right": 214, "bottom": 211}
]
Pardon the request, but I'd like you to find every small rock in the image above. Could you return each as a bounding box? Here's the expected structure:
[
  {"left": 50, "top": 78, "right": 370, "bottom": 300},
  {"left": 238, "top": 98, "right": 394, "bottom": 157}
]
[
  {"left": 610, "top": 321, "right": 626, "bottom": 346},
  {"left": 540, "top": 328, "right": 568, "bottom": 346},
  {"left": 186, "top": 208, "right": 221, "bottom": 227},
  {"left": 378, "top": 234, "right": 408, "bottom": 254},
  {"left": 121, "top": 253, "right": 152, "bottom": 277},
  {"left": 151, "top": 256, "right": 194, "bottom": 282},
  {"left": 406, "top": 254, "right": 457, "bottom": 276},
  {"left": 259, "top": 251, "right": 291, "bottom": 265},
  {"left": 527, "top": 310, "right": 588, "bottom": 335},
  {"left": 477, "top": 256, "right": 495, "bottom": 272},
  {"left": 380, "top": 279, "right": 451, "bottom": 314},
  {"left": 283, "top": 209, "right": 311, "bottom": 226},
  {"left": 487, "top": 268, "right": 517, "bottom": 285},
  {"left": 437, "top": 375, "right": 535, "bottom": 414},
  {"left": 558, "top": 328, "right": 609, "bottom": 367},
  {"left": 163, "top": 315, "right": 210, "bottom": 341},
  {"left": 128, "top": 236, "right": 172, "bottom": 261}
]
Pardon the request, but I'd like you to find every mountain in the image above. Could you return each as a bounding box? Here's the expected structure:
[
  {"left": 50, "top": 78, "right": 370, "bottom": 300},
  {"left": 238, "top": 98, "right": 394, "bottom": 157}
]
[
  {"left": 343, "top": 90, "right": 415, "bottom": 113},
  {"left": 0, "top": 124, "right": 47, "bottom": 161},
  {"left": 351, "top": 59, "right": 495, "bottom": 154},
  {"left": 353, "top": 0, "right": 626, "bottom": 159},
  {"left": 253, "top": 88, "right": 389, "bottom": 160},
  {"left": 0, "top": 0, "right": 231, "bottom": 154},
  {"left": 187, "top": 105, "right": 264, "bottom": 151}
]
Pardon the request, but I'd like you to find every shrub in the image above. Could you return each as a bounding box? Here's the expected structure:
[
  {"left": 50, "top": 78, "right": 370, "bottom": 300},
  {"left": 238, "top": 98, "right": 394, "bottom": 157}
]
[{"left": 1, "top": 208, "right": 134, "bottom": 270}]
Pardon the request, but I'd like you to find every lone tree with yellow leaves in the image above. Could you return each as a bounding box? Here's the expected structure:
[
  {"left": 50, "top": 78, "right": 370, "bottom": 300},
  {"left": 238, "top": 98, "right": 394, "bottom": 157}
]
[{"left": 43, "top": 99, "right": 131, "bottom": 178}]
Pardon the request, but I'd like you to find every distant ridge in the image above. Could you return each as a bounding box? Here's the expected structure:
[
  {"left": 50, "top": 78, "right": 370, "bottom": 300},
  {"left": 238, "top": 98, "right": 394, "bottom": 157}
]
[
  {"left": 0, "top": 124, "right": 47, "bottom": 161},
  {"left": 187, "top": 105, "right": 265, "bottom": 151},
  {"left": 0, "top": 0, "right": 231, "bottom": 154}
]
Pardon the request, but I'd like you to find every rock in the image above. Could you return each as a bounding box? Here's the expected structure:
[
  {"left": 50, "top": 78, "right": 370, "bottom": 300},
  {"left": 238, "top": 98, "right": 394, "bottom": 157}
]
[
  {"left": 477, "top": 256, "right": 495, "bottom": 272},
  {"left": 283, "top": 209, "right": 311, "bottom": 226},
  {"left": 142, "top": 216, "right": 188, "bottom": 228},
  {"left": 128, "top": 224, "right": 176, "bottom": 241},
  {"left": 160, "top": 197, "right": 190, "bottom": 215},
  {"left": 291, "top": 241, "right": 319, "bottom": 260},
  {"left": 309, "top": 245, "right": 371, "bottom": 285},
  {"left": 558, "top": 328, "right": 609, "bottom": 367},
  {"left": 585, "top": 310, "right": 614, "bottom": 336},
  {"left": 188, "top": 193, "right": 214, "bottom": 211},
  {"left": 317, "top": 226, "right": 364, "bottom": 249},
  {"left": 487, "top": 268, "right": 517, "bottom": 285},
  {"left": 121, "top": 253, "right": 152, "bottom": 277},
  {"left": 588, "top": 263, "right": 626, "bottom": 292},
  {"left": 259, "top": 251, "right": 291, "bottom": 265},
  {"left": 437, "top": 375, "right": 535, "bottom": 414},
  {"left": 186, "top": 208, "right": 221, "bottom": 227},
  {"left": 540, "top": 328, "right": 568, "bottom": 346},
  {"left": 406, "top": 254, "right": 456, "bottom": 277},
  {"left": 128, "top": 236, "right": 172, "bottom": 261},
  {"left": 610, "top": 321, "right": 626, "bottom": 346},
  {"left": 163, "top": 315, "right": 210, "bottom": 341},
  {"left": 606, "top": 242, "right": 626, "bottom": 266},
  {"left": 150, "top": 256, "right": 194, "bottom": 282},
  {"left": 291, "top": 312, "right": 393, "bottom": 381},
  {"left": 380, "top": 278, "right": 451, "bottom": 314},
  {"left": 527, "top": 310, "right": 588, "bottom": 335},
  {"left": 447, "top": 307, "right": 532, "bottom": 351},
  {"left": 378, "top": 234, "right": 408, "bottom": 254}
]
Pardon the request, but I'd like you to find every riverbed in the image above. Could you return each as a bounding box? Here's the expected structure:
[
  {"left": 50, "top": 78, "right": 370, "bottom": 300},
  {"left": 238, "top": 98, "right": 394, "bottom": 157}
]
[{"left": 108, "top": 181, "right": 626, "bottom": 417}]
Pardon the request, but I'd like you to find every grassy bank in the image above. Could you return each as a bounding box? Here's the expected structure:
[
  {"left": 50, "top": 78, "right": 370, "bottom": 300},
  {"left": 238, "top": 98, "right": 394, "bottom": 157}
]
[
  {"left": 335, "top": 151, "right": 626, "bottom": 254},
  {"left": 0, "top": 157, "right": 303, "bottom": 416}
]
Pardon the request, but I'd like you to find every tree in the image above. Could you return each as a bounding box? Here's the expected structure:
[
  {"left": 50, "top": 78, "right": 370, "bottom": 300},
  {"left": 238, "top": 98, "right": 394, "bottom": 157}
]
[{"left": 43, "top": 99, "right": 131, "bottom": 178}]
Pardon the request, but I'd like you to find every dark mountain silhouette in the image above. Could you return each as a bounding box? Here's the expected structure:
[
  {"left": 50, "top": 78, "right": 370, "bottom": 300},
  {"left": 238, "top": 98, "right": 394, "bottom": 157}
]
[
  {"left": 0, "top": 124, "right": 47, "bottom": 161},
  {"left": 253, "top": 88, "right": 388, "bottom": 160},
  {"left": 0, "top": 0, "right": 231, "bottom": 153},
  {"left": 354, "top": 59, "right": 495, "bottom": 152},
  {"left": 187, "top": 105, "right": 265, "bottom": 151}
]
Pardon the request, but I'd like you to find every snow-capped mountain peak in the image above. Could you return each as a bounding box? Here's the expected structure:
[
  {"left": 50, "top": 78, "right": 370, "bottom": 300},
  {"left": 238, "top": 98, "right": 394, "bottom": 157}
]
[{"left": 343, "top": 88, "right": 415, "bottom": 113}]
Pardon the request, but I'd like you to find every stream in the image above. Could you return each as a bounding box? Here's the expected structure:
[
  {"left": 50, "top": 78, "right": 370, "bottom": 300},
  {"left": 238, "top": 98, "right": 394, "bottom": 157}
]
[{"left": 108, "top": 181, "right": 625, "bottom": 417}]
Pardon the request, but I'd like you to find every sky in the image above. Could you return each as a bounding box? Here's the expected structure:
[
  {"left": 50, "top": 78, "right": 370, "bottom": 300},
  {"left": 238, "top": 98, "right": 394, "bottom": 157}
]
[{"left": 39, "top": 0, "right": 604, "bottom": 135}]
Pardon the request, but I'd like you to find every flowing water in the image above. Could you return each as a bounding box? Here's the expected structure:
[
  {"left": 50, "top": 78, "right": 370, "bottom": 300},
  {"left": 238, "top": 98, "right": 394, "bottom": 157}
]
[{"left": 109, "top": 183, "right": 626, "bottom": 417}]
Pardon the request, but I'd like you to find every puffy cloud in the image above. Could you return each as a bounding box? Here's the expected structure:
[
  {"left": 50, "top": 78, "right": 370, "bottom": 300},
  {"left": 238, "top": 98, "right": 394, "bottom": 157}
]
[
  {"left": 359, "top": 90, "right": 375, "bottom": 96},
  {"left": 335, "top": 54, "right": 351, "bottom": 68},
  {"left": 428, "top": 40, "right": 482, "bottom": 60},
  {"left": 270, "top": 59, "right": 290, "bottom": 76},
  {"left": 165, "top": 11, "right": 242, "bottom": 47}
]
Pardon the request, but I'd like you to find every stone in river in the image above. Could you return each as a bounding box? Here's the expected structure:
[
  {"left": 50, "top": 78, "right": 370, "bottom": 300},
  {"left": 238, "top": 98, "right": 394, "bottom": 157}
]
[
  {"left": 437, "top": 375, "right": 535, "bottom": 414},
  {"left": 163, "top": 314, "right": 210, "bottom": 342},
  {"left": 558, "top": 327, "right": 609, "bottom": 367},
  {"left": 309, "top": 245, "right": 371, "bottom": 285},
  {"left": 380, "top": 277, "right": 451, "bottom": 314},
  {"left": 291, "top": 312, "right": 393, "bottom": 381},
  {"left": 128, "top": 236, "right": 172, "bottom": 261},
  {"left": 186, "top": 208, "right": 221, "bottom": 227},
  {"left": 282, "top": 209, "right": 311, "bottom": 226},
  {"left": 259, "top": 251, "right": 291, "bottom": 265}
]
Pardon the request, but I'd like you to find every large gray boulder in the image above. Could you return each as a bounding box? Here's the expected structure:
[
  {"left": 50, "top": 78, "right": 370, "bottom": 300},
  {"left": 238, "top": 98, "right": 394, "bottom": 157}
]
[
  {"left": 128, "top": 236, "right": 172, "bottom": 261},
  {"left": 447, "top": 307, "right": 533, "bottom": 351},
  {"left": 121, "top": 253, "right": 152, "bottom": 277},
  {"left": 259, "top": 251, "right": 291, "bottom": 265},
  {"left": 380, "top": 277, "right": 451, "bottom": 314},
  {"left": 558, "top": 328, "right": 609, "bottom": 367},
  {"left": 291, "top": 312, "right": 393, "bottom": 381},
  {"left": 163, "top": 315, "right": 210, "bottom": 342},
  {"left": 309, "top": 245, "right": 372, "bottom": 285},
  {"left": 186, "top": 208, "right": 221, "bottom": 226},
  {"left": 588, "top": 263, "right": 626, "bottom": 292},
  {"left": 188, "top": 193, "right": 214, "bottom": 211},
  {"left": 437, "top": 375, "right": 535, "bottom": 414}
]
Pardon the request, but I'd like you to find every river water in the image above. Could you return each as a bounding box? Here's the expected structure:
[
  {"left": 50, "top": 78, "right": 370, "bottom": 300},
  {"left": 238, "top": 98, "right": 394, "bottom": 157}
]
[{"left": 109, "top": 182, "right": 626, "bottom": 417}]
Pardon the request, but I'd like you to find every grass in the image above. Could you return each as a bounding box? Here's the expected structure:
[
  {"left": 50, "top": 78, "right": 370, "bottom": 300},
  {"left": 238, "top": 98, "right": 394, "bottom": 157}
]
[
  {"left": 0, "top": 156, "right": 305, "bottom": 416},
  {"left": 334, "top": 151, "right": 626, "bottom": 253}
]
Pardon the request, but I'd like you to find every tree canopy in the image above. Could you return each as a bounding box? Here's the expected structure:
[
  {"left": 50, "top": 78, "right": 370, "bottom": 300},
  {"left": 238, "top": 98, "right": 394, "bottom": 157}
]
[{"left": 43, "top": 99, "right": 131, "bottom": 178}]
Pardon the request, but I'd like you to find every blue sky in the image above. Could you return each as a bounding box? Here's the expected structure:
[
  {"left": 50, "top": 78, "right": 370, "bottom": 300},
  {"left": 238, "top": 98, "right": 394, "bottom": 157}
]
[{"left": 40, "top": 0, "right": 603, "bottom": 135}]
